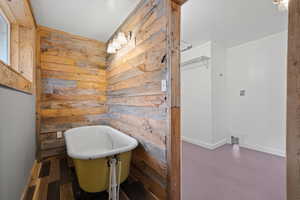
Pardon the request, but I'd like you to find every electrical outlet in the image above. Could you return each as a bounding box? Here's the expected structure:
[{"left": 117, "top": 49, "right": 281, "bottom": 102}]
[
  {"left": 161, "top": 80, "right": 167, "bottom": 92},
  {"left": 57, "top": 131, "right": 63, "bottom": 139},
  {"left": 231, "top": 136, "right": 239, "bottom": 145},
  {"left": 240, "top": 90, "right": 246, "bottom": 96}
]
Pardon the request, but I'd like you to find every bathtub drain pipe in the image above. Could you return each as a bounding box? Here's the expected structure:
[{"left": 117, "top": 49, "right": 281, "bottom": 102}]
[{"left": 108, "top": 157, "right": 122, "bottom": 200}]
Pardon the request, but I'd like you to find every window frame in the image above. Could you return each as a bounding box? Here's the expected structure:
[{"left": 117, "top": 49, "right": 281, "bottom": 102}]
[{"left": 0, "top": 7, "right": 11, "bottom": 66}]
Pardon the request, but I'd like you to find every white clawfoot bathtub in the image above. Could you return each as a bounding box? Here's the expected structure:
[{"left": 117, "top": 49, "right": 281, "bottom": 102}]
[{"left": 64, "top": 125, "right": 138, "bottom": 193}]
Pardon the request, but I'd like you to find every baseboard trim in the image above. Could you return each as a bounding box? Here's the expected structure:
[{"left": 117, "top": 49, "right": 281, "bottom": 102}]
[
  {"left": 182, "top": 136, "right": 286, "bottom": 157},
  {"left": 240, "top": 143, "right": 286, "bottom": 157},
  {"left": 182, "top": 136, "right": 227, "bottom": 150}
]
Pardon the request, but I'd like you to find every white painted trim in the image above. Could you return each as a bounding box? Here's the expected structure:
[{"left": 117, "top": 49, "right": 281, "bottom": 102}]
[
  {"left": 182, "top": 136, "right": 286, "bottom": 157},
  {"left": 182, "top": 136, "right": 227, "bottom": 150},
  {"left": 239, "top": 142, "right": 286, "bottom": 157}
]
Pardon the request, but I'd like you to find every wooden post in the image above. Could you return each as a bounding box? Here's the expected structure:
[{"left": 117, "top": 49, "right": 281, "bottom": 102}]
[
  {"left": 287, "top": 0, "right": 300, "bottom": 199},
  {"left": 166, "top": 0, "right": 187, "bottom": 199}
]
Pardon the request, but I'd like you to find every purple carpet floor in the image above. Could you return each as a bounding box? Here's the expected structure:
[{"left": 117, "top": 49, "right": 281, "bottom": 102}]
[{"left": 182, "top": 142, "right": 286, "bottom": 200}]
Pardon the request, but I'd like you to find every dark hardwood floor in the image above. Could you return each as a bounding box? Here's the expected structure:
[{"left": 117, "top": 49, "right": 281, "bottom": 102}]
[{"left": 23, "top": 156, "right": 146, "bottom": 200}]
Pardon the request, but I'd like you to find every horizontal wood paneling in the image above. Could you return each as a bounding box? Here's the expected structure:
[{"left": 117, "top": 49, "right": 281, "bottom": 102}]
[
  {"left": 35, "top": 1, "right": 184, "bottom": 199},
  {"left": 37, "top": 26, "right": 107, "bottom": 159},
  {"left": 107, "top": 0, "right": 169, "bottom": 199}
]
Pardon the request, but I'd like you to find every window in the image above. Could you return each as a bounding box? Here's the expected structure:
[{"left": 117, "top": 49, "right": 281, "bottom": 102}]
[{"left": 0, "top": 9, "right": 10, "bottom": 65}]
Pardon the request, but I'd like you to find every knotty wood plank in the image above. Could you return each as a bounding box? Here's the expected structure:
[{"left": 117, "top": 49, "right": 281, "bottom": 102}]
[
  {"left": 41, "top": 48, "right": 106, "bottom": 67},
  {"left": 41, "top": 107, "right": 107, "bottom": 118},
  {"left": 77, "top": 81, "right": 107, "bottom": 90},
  {"left": 31, "top": 179, "right": 42, "bottom": 200},
  {"left": 41, "top": 55, "right": 75, "bottom": 65},
  {"left": 108, "top": 70, "right": 165, "bottom": 91},
  {"left": 60, "top": 158, "right": 71, "bottom": 184},
  {"left": 109, "top": 119, "right": 166, "bottom": 150},
  {"left": 41, "top": 147, "right": 66, "bottom": 159},
  {"left": 24, "top": 185, "right": 35, "bottom": 200},
  {"left": 47, "top": 181, "right": 60, "bottom": 200},
  {"left": 36, "top": 31, "right": 42, "bottom": 160},
  {"left": 6, "top": 0, "right": 35, "bottom": 27},
  {"left": 107, "top": 81, "right": 163, "bottom": 97},
  {"left": 0, "top": 61, "right": 32, "bottom": 93},
  {"left": 42, "top": 94, "right": 106, "bottom": 102},
  {"left": 108, "top": 31, "right": 166, "bottom": 70},
  {"left": 38, "top": 25, "right": 106, "bottom": 48},
  {"left": 0, "top": 1, "right": 17, "bottom": 23},
  {"left": 29, "top": 162, "right": 42, "bottom": 186},
  {"left": 41, "top": 70, "right": 106, "bottom": 83},
  {"left": 130, "top": 165, "right": 166, "bottom": 200},
  {"left": 41, "top": 114, "right": 108, "bottom": 125},
  {"left": 40, "top": 120, "right": 109, "bottom": 134},
  {"left": 107, "top": 37, "right": 166, "bottom": 79},
  {"left": 19, "top": 25, "right": 35, "bottom": 81},
  {"left": 41, "top": 138, "right": 65, "bottom": 150},
  {"left": 40, "top": 100, "right": 105, "bottom": 109},
  {"left": 108, "top": 95, "right": 166, "bottom": 107},
  {"left": 132, "top": 146, "right": 167, "bottom": 179},
  {"left": 39, "top": 160, "right": 51, "bottom": 178},
  {"left": 287, "top": 0, "right": 300, "bottom": 199},
  {"left": 122, "top": 180, "right": 159, "bottom": 200},
  {"left": 165, "top": 1, "right": 182, "bottom": 200},
  {"left": 40, "top": 62, "right": 106, "bottom": 76},
  {"left": 37, "top": 178, "right": 48, "bottom": 200},
  {"left": 109, "top": 112, "right": 166, "bottom": 132},
  {"left": 10, "top": 24, "right": 20, "bottom": 72},
  {"left": 49, "top": 158, "right": 60, "bottom": 182},
  {"left": 43, "top": 88, "right": 105, "bottom": 97},
  {"left": 109, "top": 105, "right": 166, "bottom": 121},
  {"left": 60, "top": 183, "right": 74, "bottom": 200}
]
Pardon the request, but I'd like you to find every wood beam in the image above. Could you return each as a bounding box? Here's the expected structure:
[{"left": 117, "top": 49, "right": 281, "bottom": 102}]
[
  {"left": 166, "top": 0, "right": 181, "bottom": 199},
  {"left": 287, "top": 0, "right": 300, "bottom": 199},
  {"left": 1, "top": 0, "right": 36, "bottom": 28},
  {"left": 0, "top": 60, "right": 32, "bottom": 93},
  {"left": 0, "top": 0, "right": 36, "bottom": 93}
]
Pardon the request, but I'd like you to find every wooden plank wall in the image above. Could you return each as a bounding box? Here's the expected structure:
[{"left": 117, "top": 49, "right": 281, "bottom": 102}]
[
  {"left": 37, "top": 26, "right": 108, "bottom": 159},
  {"left": 106, "top": 0, "right": 175, "bottom": 199}
]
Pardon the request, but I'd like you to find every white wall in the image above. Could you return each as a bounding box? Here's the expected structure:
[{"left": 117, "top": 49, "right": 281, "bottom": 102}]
[
  {"left": 0, "top": 86, "right": 36, "bottom": 200},
  {"left": 211, "top": 42, "right": 227, "bottom": 143},
  {"left": 181, "top": 42, "right": 228, "bottom": 149},
  {"left": 226, "top": 31, "right": 287, "bottom": 156},
  {"left": 181, "top": 42, "right": 214, "bottom": 147},
  {"left": 181, "top": 61, "right": 213, "bottom": 145},
  {"left": 181, "top": 42, "right": 212, "bottom": 63},
  {"left": 182, "top": 32, "right": 287, "bottom": 156}
]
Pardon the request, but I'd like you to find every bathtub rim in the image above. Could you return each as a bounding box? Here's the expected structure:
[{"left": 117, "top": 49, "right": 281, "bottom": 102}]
[{"left": 64, "top": 125, "right": 138, "bottom": 160}]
